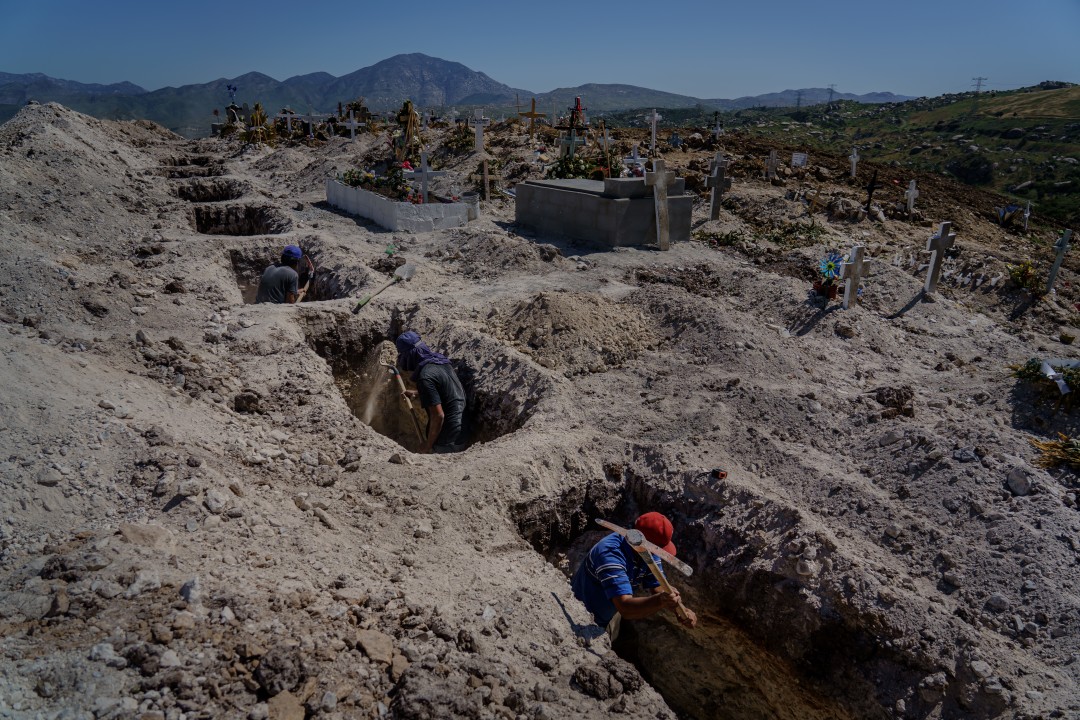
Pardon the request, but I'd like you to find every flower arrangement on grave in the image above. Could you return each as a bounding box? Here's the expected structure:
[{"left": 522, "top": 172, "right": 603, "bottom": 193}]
[
  {"left": 340, "top": 163, "right": 411, "bottom": 201},
  {"left": 1006, "top": 260, "right": 1046, "bottom": 297},
  {"left": 548, "top": 153, "right": 594, "bottom": 180},
  {"left": 813, "top": 251, "right": 844, "bottom": 299}
]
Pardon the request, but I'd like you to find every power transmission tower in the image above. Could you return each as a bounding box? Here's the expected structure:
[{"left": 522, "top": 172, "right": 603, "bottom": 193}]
[
  {"left": 827, "top": 84, "right": 836, "bottom": 106},
  {"left": 970, "top": 76, "right": 987, "bottom": 115}
]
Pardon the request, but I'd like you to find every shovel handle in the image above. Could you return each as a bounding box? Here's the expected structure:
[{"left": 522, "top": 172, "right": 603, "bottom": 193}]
[{"left": 352, "top": 277, "right": 398, "bottom": 314}]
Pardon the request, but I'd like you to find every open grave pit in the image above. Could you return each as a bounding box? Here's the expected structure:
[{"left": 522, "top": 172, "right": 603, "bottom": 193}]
[
  {"left": 192, "top": 204, "right": 290, "bottom": 236},
  {"left": 305, "top": 318, "right": 553, "bottom": 452},
  {"left": 160, "top": 157, "right": 226, "bottom": 178},
  {"left": 512, "top": 471, "right": 926, "bottom": 720},
  {"left": 228, "top": 241, "right": 362, "bottom": 305},
  {"left": 174, "top": 178, "right": 249, "bottom": 203}
]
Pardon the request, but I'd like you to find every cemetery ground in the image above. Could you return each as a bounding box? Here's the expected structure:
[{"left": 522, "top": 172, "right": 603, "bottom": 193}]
[{"left": 1, "top": 101, "right": 1079, "bottom": 720}]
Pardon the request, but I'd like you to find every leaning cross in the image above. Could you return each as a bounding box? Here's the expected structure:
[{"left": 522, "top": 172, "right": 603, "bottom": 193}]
[
  {"left": 645, "top": 159, "right": 675, "bottom": 251},
  {"left": 865, "top": 169, "right": 883, "bottom": 214},
  {"left": 905, "top": 180, "right": 919, "bottom": 215},
  {"left": 341, "top": 110, "right": 366, "bottom": 142},
  {"left": 1046, "top": 229, "right": 1074, "bottom": 294},
  {"left": 765, "top": 150, "right": 779, "bottom": 180},
  {"left": 471, "top": 108, "right": 490, "bottom": 153},
  {"left": 849, "top": 147, "right": 859, "bottom": 178},
  {"left": 841, "top": 245, "right": 869, "bottom": 310},
  {"left": 707, "top": 154, "right": 732, "bottom": 221},
  {"left": 518, "top": 98, "right": 546, "bottom": 139},
  {"left": 924, "top": 221, "right": 957, "bottom": 295},
  {"left": 646, "top": 108, "right": 662, "bottom": 154},
  {"left": 403, "top": 151, "right": 446, "bottom": 204}
]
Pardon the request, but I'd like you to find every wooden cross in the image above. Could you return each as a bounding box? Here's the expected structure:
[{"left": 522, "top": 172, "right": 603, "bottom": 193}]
[
  {"left": 645, "top": 159, "right": 675, "bottom": 251},
  {"left": 706, "top": 154, "right": 732, "bottom": 221},
  {"left": 471, "top": 108, "right": 490, "bottom": 153},
  {"left": 645, "top": 108, "right": 662, "bottom": 154},
  {"left": 841, "top": 245, "right": 869, "bottom": 310},
  {"left": 807, "top": 187, "right": 826, "bottom": 215},
  {"left": 864, "top": 169, "right": 882, "bottom": 214},
  {"left": 905, "top": 180, "right": 919, "bottom": 215},
  {"left": 403, "top": 151, "right": 447, "bottom": 204},
  {"left": 924, "top": 221, "right": 957, "bottom": 294},
  {"left": 849, "top": 147, "right": 859, "bottom": 178},
  {"left": 341, "top": 110, "right": 366, "bottom": 142},
  {"left": 518, "top": 98, "right": 546, "bottom": 139},
  {"left": 765, "top": 150, "right": 779, "bottom": 180},
  {"left": 1046, "top": 229, "right": 1074, "bottom": 294}
]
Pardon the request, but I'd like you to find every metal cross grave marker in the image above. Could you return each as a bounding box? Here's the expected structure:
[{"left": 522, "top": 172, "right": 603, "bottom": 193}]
[
  {"left": 924, "top": 221, "right": 957, "bottom": 295},
  {"left": 707, "top": 154, "right": 732, "bottom": 221},
  {"left": 841, "top": 245, "right": 869, "bottom": 310},
  {"left": 645, "top": 159, "right": 675, "bottom": 251},
  {"left": 1046, "top": 229, "right": 1074, "bottom": 294}
]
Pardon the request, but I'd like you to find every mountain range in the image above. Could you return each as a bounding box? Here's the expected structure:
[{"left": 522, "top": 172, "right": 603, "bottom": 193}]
[{"left": 0, "top": 53, "right": 913, "bottom": 138}]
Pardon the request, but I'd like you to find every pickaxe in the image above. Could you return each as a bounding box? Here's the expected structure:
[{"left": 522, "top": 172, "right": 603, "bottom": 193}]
[
  {"left": 381, "top": 362, "right": 426, "bottom": 443},
  {"left": 595, "top": 519, "right": 694, "bottom": 624}
]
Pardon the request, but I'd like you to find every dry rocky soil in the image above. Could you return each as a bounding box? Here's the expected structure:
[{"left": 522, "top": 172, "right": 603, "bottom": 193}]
[{"left": 1, "top": 102, "right": 1079, "bottom": 720}]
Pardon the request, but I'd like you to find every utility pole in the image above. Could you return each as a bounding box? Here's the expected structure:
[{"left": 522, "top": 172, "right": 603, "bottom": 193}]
[
  {"left": 971, "top": 76, "right": 987, "bottom": 115},
  {"left": 826, "top": 84, "right": 836, "bottom": 106},
  {"left": 795, "top": 90, "right": 803, "bottom": 109}
]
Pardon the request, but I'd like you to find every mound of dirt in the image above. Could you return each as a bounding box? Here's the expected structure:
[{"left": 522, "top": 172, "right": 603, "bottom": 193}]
[{"left": 497, "top": 292, "right": 658, "bottom": 375}]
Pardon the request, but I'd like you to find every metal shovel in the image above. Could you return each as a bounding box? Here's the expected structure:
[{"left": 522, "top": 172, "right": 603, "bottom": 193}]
[{"left": 352, "top": 263, "right": 416, "bottom": 313}]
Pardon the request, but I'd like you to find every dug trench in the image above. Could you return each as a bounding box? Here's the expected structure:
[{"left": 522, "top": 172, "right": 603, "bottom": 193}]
[
  {"left": 191, "top": 203, "right": 290, "bottom": 236},
  {"left": 227, "top": 242, "right": 362, "bottom": 305},
  {"left": 303, "top": 314, "right": 554, "bottom": 454},
  {"left": 512, "top": 467, "right": 929, "bottom": 720}
]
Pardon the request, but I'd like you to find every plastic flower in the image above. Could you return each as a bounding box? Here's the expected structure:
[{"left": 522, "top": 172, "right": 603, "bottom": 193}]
[{"left": 820, "top": 252, "right": 844, "bottom": 279}]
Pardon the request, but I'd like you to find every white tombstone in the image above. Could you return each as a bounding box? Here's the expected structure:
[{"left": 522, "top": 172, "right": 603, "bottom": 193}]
[
  {"left": 403, "top": 150, "right": 447, "bottom": 204},
  {"left": 1046, "top": 229, "right": 1074, "bottom": 294},
  {"left": 645, "top": 159, "right": 675, "bottom": 251},
  {"left": 841, "top": 245, "right": 869, "bottom": 310},
  {"left": 905, "top": 180, "right": 919, "bottom": 215},
  {"left": 646, "top": 109, "right": 662, "bottom": 154},
  {"left": 791, "top": 152, "right": 808, "bottom": 168},
  {"left": 849, "top": 147, "right": 859, "bottom": 178},
  {"left": 471, "top": 108, "right": 490, "bottom": 153},
  {"left": 707, "top": 154, "right": 731, "bottom": 221},
  {"left": 341, "top": 110, "right": 365, "bottom": 142},
  {"left": 924, "top": 221, "right": 957, "bottom": 294},
  {"left": 765, "top": 150, "right": 779, "bottom": 180}
]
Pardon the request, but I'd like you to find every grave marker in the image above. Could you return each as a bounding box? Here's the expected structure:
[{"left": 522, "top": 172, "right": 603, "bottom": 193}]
[
  {"left": 841, "top": 245, "right": 869, "bottom": 310},
  {"left": 645, "top": 158, "right": 675, "bottom": 251},
  {"left": 849, "top": 147, "right": 859, "bottom": 178},
  {"left": 403, "top": 151, "right": 447, "bottom": 204},
  {"left": 471, "top": 108, "right": 490, "bottom": 153},
  {"left": 864, "top": 169, "right": 882, "bottom": 214},
  {"left": 713, "top": 112, "right": 724, "bottom": 141},
  {"left": 791, "top": 152, "right": 808, "bottom": 168},
  {"left": 1046, "top": 229, "right": 1073, "bottom": 294},
  {"left": 905, "top": 180, "right": 919, "bottom": 215},
  {"left": 707, "top": 154, "right": 732, "bottom": 221},
  {"left": 300, "top": 111, "right": 332, "bottom": 137},
  {"left": 646, "top": 109, "right": 662, "bottom": 154},
  {"left": 924, "top": 221, "right": 957, "bottom": 294},
  {"left": 669, "top": 131, "right": 682, "bottom": 149},
  {"left": 518, "top": 98, "right": 546, "bottom": 139},
  {"left": 623, "top": 144, "right": 644, "bottom": 174},
  {"left": 765, "top": 150, "right": 779, "bottom": 180},
  {"left": 276, "top": 110, "right": 297, "bottom": 133},
  {"left": 559, "top": 128, "right": 586, "bottom": 158},
  {"left": 341, "top": 110, "right": 366, "bottom": 141},
  {"left": 1023, "top": 200, "right": 1031, "bottom": 232}
]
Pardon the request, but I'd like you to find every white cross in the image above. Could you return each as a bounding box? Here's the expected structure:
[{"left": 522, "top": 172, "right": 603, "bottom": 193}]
[
  {"left": 403, "top": 151, "right": 447, "bottom": 204},
  {"left": 849, "top": 147, "right": 859, "bottom": 178},
  {"left": 924, "top": 221, "right": 957, "bottom": 294},
  {"left": 341, "top": 110, "right": 365, "bottom": 142},
  {"left": 623, "top": 144, "right": 644, "bottom": 173},
  {"left": 905, "top": 180, "right": 919, "bottom": 215},
  {"left": 422, "top": 111, "right": 430, "bottom": 129},
  {"left": 707, "top": 154, "right": 731, "bottom": 221},
  {"left": 559, "top": 129, "right": 586, "bottom": 158},
  {"left": 471, "top": 108, "right": 490, "bottom": 153},
  {"left": 714, "top": 120, "right": 723, "bottom": 141},
  {"left": 276, "top": 110, "right": 297, "bottom": 133},
  {"left": 1023, "top": 200, "right": 1031, "bottom": 232},
  {"left": 1046, "top": 229, "right": 1074, "bottom": 294},
  {"left": 300, "top": 111, "right": 331, "bottom": 137},
  {"left": 645, "top": 109, "right": 662, "bottom": 154},
  {"left": 841, "top": 245, "right": 869, "bottom": 310},
  {"left": 765, "top": 150, "right": 779, "bottom": 180},
  {"left": 645, "top": 159, "right": 675, "bottom": 251}
]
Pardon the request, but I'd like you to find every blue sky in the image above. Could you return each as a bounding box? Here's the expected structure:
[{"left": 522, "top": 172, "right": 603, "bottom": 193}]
[{"left": 2, "top": 0, "right": 1077, "bottom": 99}]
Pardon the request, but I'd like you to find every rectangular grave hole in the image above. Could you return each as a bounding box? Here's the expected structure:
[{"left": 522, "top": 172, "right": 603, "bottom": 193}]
[
  {"left": 193, "top": 204, "right": 289, "bottom": 236},
  {"left": 229, "top": 246, "right": 353, "bottom": 305},
  {"left": 175, "top": 178, "right": 248, "bottom": 203},
  {"left": 305, "top": 321, "right": 544, "bottom": 452},
  {"left": 512, "top": 486, "right": 864, "bottom": 720}
]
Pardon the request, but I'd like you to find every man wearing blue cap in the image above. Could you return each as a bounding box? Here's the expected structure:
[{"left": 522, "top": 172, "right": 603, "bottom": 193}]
[
  {"left": 255, "top": 245, "right": 308, "bottom": 304},
  {"left": 395, "top": 331, "right": 467, "bottom": 453}
]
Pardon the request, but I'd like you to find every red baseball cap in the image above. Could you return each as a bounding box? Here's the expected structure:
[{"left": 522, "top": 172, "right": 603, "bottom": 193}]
[{"left": 635, "top": 512, "right": 676, "bottom": 556}]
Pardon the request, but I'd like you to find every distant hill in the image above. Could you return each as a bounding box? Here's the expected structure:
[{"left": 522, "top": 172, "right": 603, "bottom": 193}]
[
  {"left": 0, "top": 55, "right": 915, "bottom": 137},
  {"left": 710, "top": 88, "right": 912, "bottom": 111}
]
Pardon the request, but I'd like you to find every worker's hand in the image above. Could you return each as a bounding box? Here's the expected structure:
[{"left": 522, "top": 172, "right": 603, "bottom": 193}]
[
  {"left": 657, "top": 588, "right": 682, "bottom": 609},
  {"left": 679, "top": 607, "right": 698, "bottom": 629},
  {"left": 401, "top": 389, "right": 418, "bottom": 399}
]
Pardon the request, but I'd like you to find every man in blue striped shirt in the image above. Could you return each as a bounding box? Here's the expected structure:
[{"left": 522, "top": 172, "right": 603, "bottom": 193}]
[{"left": 571, "top": 512, "right": 697, "bottom": 638}]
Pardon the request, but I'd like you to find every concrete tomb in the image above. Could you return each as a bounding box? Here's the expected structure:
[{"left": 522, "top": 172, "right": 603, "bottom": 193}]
[
  {"left": 326, "top": 177, "right": 468, "bottom": 233},
  {"left": 514, "top": 175, "right": 693, "bottom": 249}
]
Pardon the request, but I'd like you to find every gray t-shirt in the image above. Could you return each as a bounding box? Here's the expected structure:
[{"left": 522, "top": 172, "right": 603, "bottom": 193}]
[
  {"left": 416, "top": 363, "right": 467, "bottom": 450},
  {"left": 255, "top": 264, "right": 298, "bottom": 304}
]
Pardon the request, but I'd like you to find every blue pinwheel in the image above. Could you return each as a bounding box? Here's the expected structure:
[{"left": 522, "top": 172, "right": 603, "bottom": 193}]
[{"left": 820, "top": 252, "right": 844, "bottom": 280}]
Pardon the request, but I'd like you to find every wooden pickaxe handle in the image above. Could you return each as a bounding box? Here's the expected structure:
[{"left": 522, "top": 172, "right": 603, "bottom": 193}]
[
  {"left": 631, "top": 543, "right": 691, "bottom": 624},
  {"left": 383, "top": 364, "right": 425, "bottom": 443}
]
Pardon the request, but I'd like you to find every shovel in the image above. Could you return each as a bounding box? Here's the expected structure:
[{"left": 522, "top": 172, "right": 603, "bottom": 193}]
[
  {"left": 352, "top": 263, "right": 415, "bottom": 313},
  {"left": 381, "top": 362, "right": 426, "bottom": 444}
]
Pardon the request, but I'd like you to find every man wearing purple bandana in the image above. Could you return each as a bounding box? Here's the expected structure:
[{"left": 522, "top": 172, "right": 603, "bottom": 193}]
[{"left": 395, "top": 331, "right": 467, "bottom": 454}]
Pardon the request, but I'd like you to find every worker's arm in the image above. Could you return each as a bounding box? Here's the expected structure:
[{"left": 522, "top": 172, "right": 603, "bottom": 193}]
[
  {"left": 423, "top": 403, "right": 444, "bottom": 453},
  {"left": 648, "top": 587, "right": 698, "bottom": 628},
  {"left": 285, "top": 292, "right": 298, "bottom": 304},
  {"left": 611, "top": 589, "right": 682, "bottom": 621}
]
